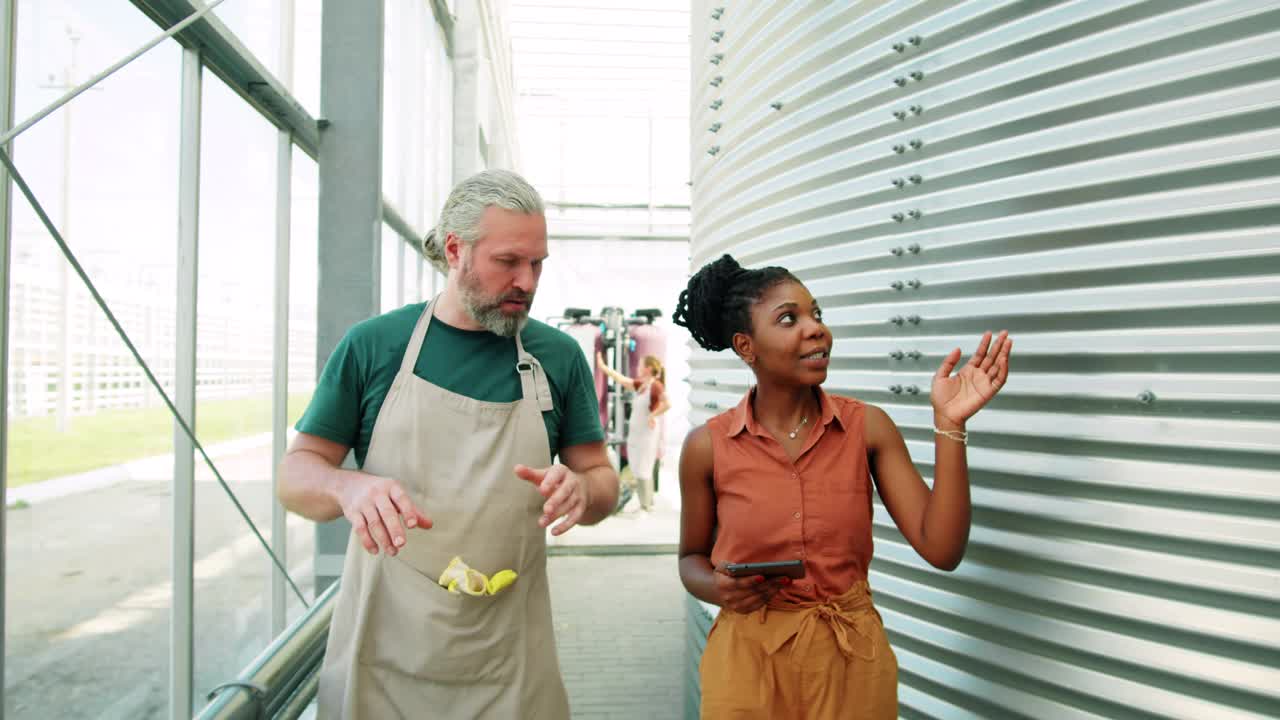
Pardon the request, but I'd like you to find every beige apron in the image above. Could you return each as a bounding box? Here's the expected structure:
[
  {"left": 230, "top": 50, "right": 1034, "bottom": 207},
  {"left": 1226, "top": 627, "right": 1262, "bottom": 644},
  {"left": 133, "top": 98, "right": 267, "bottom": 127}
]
[{"left": 318, "top": 298, "right": 569, "bottom": 719}]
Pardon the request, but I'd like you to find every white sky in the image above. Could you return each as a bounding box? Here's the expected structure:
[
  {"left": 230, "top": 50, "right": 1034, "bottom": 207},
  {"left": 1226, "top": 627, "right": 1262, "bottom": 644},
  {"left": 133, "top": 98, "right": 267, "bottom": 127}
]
[
  {"left": 8, "top": 0, "right": 696, "bottom": 490},
  {"left": 9, "top": 1, "right": 692, "bottom": 372},
  {"left": 9, "top": 0, "right": 322, "bottom": 314},
  {"left": 507, "top": 1, "right": 695, "bottom": 458},
  {"left": 508, "top": 0, "right": 691, "bottom": 206}
]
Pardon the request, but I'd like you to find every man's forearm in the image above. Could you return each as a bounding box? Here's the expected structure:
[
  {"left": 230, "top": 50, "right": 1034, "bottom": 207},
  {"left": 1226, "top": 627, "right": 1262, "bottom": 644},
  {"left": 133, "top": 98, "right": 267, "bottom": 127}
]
[
  {"left": 578, "top": 464, "right": 619, "bottom": 525},
  {"left": 278, "top": 450, "right": 356, "bottom": 523}
]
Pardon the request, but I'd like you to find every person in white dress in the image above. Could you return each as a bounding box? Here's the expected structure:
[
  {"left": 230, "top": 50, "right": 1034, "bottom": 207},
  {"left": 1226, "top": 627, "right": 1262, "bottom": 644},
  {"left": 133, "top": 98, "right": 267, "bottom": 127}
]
[{"left": 597, "top": 352, "right": 670, "bottom": 511}]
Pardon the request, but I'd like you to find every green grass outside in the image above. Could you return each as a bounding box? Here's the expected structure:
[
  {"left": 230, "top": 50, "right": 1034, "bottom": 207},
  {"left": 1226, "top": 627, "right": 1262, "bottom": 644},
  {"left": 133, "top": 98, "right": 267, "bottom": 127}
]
[{"left": 7, "top": 392, "right": 312, "bottom": 488}]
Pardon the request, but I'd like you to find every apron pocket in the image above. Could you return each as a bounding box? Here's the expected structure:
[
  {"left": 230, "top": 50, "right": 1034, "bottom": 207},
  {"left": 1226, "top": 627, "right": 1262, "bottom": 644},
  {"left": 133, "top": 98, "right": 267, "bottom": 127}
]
[{"left": 358, "top": 553, "right": 518, "bottom": 683}]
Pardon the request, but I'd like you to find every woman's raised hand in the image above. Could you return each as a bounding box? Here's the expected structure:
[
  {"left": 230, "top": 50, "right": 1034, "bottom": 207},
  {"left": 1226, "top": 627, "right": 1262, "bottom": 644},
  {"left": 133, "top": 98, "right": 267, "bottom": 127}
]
[{"left": 930, "top": 330, "right": 1012, "bottom": 426}]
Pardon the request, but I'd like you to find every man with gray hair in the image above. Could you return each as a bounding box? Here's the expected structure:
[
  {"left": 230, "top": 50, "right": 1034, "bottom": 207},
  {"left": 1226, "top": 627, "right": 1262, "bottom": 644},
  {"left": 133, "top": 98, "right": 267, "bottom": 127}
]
[{"left": 279, "top": 169, "right": 619, "bottom": 718}]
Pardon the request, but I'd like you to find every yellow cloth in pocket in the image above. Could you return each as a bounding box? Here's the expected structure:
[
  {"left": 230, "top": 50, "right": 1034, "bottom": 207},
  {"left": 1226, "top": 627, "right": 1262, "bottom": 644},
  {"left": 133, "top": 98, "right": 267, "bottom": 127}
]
[{"left": 437, "top": 556, "right": 518, "bottom": 596}]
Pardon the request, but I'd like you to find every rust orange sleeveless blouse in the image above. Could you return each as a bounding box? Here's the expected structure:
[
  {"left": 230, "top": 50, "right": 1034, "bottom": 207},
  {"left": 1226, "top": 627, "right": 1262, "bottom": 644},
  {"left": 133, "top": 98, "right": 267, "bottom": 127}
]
[{"left": 707, "top": 387, "right": 874, "bottom": 603}]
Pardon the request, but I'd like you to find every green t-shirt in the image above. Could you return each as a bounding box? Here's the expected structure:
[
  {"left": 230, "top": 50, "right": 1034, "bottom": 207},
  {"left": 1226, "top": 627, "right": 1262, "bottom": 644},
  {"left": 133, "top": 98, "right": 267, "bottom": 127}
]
[{"left": 296, "top": 302, "right": 604, "bottom": 467}]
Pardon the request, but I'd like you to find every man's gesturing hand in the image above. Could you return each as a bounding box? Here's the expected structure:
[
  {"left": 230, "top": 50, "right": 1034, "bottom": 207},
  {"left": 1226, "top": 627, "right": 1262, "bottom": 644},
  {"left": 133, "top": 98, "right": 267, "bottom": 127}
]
[
  {"left": 338, "top": 475, "right": 432, "bottom": 556},
  {"left": 514, "top": 464, "right": 589, "bottom": 536}
]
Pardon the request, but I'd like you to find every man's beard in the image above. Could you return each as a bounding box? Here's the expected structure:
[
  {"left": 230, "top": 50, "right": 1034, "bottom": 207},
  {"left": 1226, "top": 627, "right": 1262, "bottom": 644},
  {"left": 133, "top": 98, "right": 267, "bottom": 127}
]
[{"left": 458, "top": 262, "right": 533, "bottom": 337}]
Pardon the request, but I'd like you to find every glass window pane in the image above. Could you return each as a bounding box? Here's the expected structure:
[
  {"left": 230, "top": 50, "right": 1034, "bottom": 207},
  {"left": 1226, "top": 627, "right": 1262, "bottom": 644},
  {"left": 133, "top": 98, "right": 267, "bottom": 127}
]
[
  {"left": 381, "top": 224, "right": 402, "bottom": 314},
  {"left": 6, "top": 2, "right": 180, "bottom": 717},
  {"left": 191, "top": 71, "right": 278, "bottom": 711},
  {"left": 211, "top": 3, "right": 279, "bottom": 80},
  {"left": 292, "top": 0, "right": 321, "bottom": 116},
  {"left": 404, "top": 246, "right": 423, "bottom": 304}
]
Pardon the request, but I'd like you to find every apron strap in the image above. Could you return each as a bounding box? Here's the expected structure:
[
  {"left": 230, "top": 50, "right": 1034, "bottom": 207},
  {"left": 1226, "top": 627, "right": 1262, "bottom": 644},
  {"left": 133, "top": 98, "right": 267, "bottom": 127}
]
[
  {"left": 515, "top": 331, "right": 555, "bottom": 412},
  {"left": 399, "top": 296, "right": 438, "bottom": 376}
]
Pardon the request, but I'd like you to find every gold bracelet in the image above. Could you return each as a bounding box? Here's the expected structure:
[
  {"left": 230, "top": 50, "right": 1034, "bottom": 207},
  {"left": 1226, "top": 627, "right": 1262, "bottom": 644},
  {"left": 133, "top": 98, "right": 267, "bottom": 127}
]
[{"left": 934, "top": 427, "right": 968, "bottom": 445}]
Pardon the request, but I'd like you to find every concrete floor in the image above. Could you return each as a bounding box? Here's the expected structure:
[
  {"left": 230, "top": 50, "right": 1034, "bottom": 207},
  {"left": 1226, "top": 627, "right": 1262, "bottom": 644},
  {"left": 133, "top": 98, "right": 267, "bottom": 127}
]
[{"left": 4, "top": 440, "right": 687, "bottom": 719}]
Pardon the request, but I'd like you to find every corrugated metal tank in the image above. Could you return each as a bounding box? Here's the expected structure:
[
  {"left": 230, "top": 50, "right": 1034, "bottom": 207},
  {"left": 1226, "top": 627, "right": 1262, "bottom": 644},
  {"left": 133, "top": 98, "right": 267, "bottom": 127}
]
[{"left": 684, "top": 1, "right": 1280, "bottom": 718}]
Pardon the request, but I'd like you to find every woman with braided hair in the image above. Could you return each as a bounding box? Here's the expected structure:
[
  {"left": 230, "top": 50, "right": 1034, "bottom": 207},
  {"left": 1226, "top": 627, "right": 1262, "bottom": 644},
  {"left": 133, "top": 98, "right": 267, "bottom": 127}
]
[{"left": 674, "top": 254, "right": 1011, "bottom": 719}]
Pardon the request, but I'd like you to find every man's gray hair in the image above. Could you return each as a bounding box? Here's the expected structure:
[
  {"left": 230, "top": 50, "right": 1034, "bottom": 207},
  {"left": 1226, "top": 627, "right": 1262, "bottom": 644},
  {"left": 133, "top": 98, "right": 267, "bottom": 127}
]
[{"left": 423, "top": 169, "right": 545, "bottom": 273}]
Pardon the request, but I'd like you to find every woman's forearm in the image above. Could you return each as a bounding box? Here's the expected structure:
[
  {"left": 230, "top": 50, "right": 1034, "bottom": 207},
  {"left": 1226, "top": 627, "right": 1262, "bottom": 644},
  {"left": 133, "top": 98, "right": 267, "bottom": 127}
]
[
  {"left": 679, "top": 553, "right": 722, "bottom": 606},
  {"left": 919, "top": 413, "right": 971, "bottom": 570},
  {"left": 601, "top": 365, "right": 632, "bottom": 387}
]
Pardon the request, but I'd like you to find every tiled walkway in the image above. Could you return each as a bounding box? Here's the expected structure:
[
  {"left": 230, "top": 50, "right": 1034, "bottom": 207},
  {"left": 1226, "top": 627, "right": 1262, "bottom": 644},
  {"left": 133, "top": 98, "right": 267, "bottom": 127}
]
[
  {"left": 548, "top": 492, "right": 687, "bottom": 719},
  {"left": 549, "top": 553, "right": 686, "bottom": 719}
]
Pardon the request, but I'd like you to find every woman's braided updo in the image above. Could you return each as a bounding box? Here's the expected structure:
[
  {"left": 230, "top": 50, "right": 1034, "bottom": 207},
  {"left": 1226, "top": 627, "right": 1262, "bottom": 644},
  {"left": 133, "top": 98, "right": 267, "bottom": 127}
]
[{"left": 673, "top": 254, "right": 798, "bottom": 352}]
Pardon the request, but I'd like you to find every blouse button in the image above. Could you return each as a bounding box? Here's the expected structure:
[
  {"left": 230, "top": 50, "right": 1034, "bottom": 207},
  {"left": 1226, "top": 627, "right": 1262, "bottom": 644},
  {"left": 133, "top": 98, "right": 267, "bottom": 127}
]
[{"left": 792, "top": 512, "right": 801, "bottom": 520}]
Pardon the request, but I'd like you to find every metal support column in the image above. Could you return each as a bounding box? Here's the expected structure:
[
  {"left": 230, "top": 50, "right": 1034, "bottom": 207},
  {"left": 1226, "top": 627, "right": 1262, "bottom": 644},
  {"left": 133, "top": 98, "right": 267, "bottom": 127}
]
[
  {"left": 316, "top": 0, "right": 384, "bottom": 592},
  {"left": 172, "top": 46, "right": 202, "bottom": 720},
  {"left": 0, "top": 1, "right": 18, "bottom": 716},
  {"left": 451, "top": 0, "right": 482, "bottom": 180},
  {"left": 271, "top": 0, "right": 296, "bottom": 639}
]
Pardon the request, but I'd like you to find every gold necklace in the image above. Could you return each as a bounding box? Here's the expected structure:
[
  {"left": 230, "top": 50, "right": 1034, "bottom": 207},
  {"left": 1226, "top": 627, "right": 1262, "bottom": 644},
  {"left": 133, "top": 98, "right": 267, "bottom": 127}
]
[{"left": 788, "top": 415, "right": 808, "bottom": 440}]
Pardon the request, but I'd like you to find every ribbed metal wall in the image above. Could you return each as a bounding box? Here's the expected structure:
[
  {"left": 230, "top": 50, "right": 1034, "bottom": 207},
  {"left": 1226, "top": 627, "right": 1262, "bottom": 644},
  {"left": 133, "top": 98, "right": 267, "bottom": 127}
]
[{"left": 685, "top": 1, "right": 1280, "bottom": 718}]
